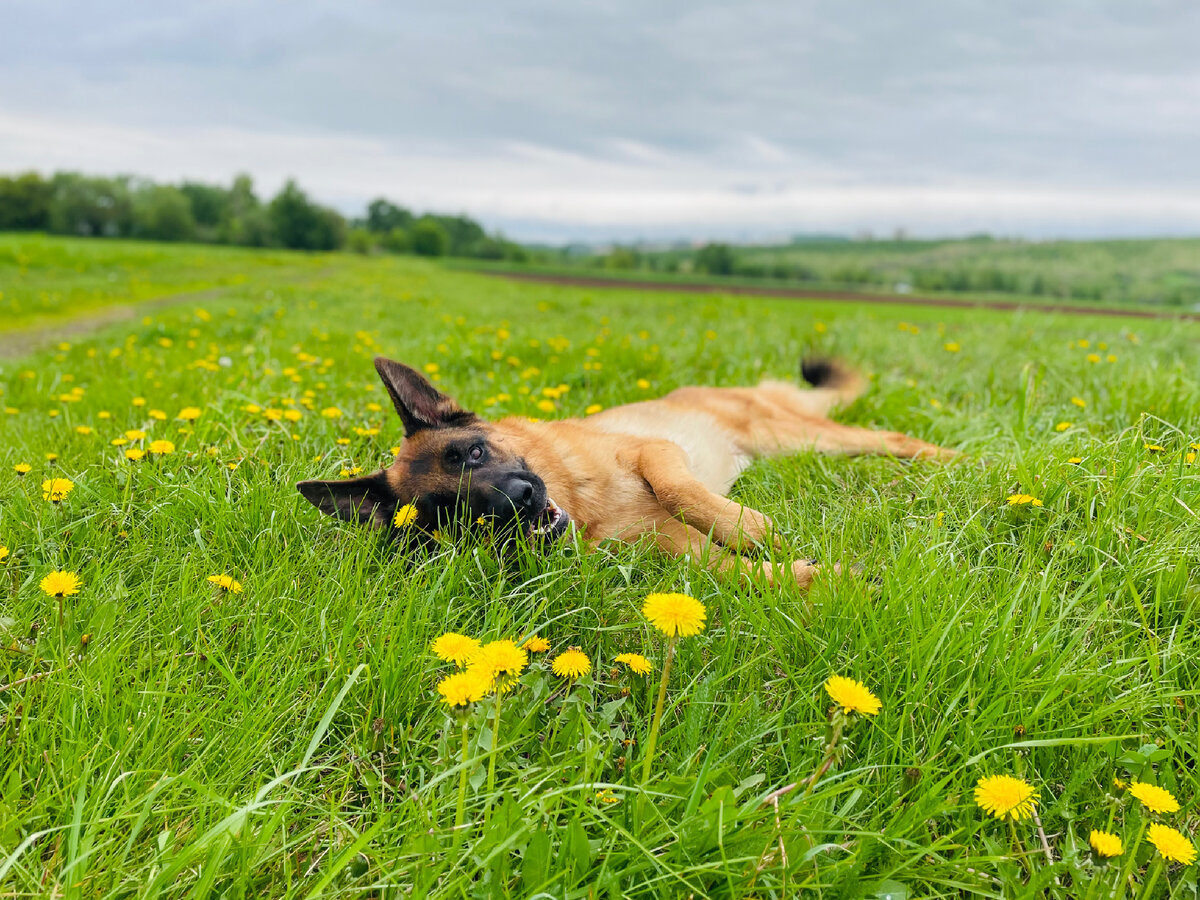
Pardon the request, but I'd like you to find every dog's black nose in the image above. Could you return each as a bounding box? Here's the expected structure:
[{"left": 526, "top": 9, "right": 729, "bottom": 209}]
[{"left": 497, "top": 472, "right": 542, "bottom": 512}]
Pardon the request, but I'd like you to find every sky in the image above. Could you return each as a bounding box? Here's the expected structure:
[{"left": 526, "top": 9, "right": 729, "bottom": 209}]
[{"left": 4, "top": 1, "right": 1200, "bottom": 242}]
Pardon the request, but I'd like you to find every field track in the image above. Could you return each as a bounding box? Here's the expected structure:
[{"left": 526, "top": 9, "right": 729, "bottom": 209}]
[{"left": 479, "top": 267, "right": 1200, "bottom": 320}]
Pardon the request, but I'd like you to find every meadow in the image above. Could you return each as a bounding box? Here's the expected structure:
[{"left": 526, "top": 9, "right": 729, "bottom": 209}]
[{"left": 2, "top": 236, "right": 1200, "bottom": 897}]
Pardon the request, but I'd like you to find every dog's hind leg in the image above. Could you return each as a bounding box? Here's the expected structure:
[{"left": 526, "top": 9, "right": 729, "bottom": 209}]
[{"left": 630, "top": 440, "right": 779, "bottom": 553}]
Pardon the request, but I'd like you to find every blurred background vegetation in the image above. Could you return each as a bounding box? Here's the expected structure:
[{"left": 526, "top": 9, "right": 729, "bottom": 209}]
[{"left": 4, "top": 169, "right": 1200, "bottom": 309}]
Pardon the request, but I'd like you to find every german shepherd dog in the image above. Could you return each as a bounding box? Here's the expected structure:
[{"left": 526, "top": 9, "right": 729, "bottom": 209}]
[{"left": 297, "top": 357, "right": 955, "bottom": 587}]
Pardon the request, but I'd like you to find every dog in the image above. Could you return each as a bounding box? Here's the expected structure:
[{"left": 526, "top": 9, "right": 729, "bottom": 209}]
[{"left": 297, "top": 357, "right": 955, "bottom": 587}]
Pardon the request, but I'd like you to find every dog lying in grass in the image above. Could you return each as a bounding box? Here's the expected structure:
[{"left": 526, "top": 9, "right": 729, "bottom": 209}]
[{"left": 298, "top": 357, "right": 955, "bottom": 586}]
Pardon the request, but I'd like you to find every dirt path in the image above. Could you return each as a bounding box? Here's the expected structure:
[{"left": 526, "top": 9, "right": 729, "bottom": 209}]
[
  {"left": 0, "top": 286, "right": 230, "bottom": 360},
  {"left": 478, "top": 269, "right": 1200, "bottom": 321}
]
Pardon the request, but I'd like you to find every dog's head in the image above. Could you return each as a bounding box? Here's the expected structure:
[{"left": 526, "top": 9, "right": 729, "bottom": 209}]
[{"left": 297, "top": 357, "right": 570, "bottom": 545}]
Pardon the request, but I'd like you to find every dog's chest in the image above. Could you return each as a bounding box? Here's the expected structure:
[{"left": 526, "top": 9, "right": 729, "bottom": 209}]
[{"left": 591, "top": 408, "right": 750, "bottom": 494}]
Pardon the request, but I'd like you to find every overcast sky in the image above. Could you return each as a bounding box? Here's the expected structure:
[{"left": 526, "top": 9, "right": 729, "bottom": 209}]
[{"left": 4, "top": 1, "right": 1199, "bottom": 242}]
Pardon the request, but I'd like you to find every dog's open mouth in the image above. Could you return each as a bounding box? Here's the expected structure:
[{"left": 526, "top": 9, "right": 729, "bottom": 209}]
[{"left": 530, "top": 497, "right": 571, "bottom": 540}]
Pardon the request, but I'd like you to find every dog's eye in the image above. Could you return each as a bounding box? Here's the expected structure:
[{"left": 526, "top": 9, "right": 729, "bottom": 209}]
[{"left": 468, "top": 444, "right": 485, "bottom": 462}]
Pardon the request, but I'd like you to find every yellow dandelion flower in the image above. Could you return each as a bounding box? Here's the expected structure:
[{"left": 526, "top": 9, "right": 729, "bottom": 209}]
[
  {"left": 1144, "top": 443, "right": 1165, "bottom": 452},
  {"left": 206, "top": 574, "right": 243, "bottom": 593},
  {"left": 536, "top": 399, "right": 556, "bottom": 413},
  {"left": 431, "top": 632, "right": 481, "bottom": 667},
  {"left": 642, "top": 592, "right": 706, "bottom": 637},
  {"left": 125, "top": 429, "right": 146, "bottom": 440},
  {"left": 469, "top": 640, "right": 528, "bottom": 681},
  {"left": 615, "top": 652, "right": 652, "bottom": 675},
  {"left": 148, "top": 440, "right": 175, "bottom": 455},
  {"left": 1006, "top": 493, "right": 1043, "bottom": 507},
  {"left": 522, "top": 635, "right": 551, "bottom": 653},
  {"left": 636, "top": 378, "right": 651, "bottom": 390},
  {"left": 40, "top": 570, "right": 81, "bottom": 598},
  {"left": 45, "top": 452, "right": 58, "bottom": 461},
  {"left": 974, "top": 774, "right": 1039, "bottom": 821},
  {"left": 339, "top": 466, "right": 363, "bottom": 477},
  {"left": 14, "top": 463, "right": 32, "bottom": 476},
  {"left": 321, "top": 407, "right": 342, "bottom": 418},
  {"left": 125, "top": 449, "right": 146, "bottom": 461},
  {"left": 1147, "top": 823, "right": 1196, "bottom": 866},
  {"left": 178, "top": 407, "right": 202, "bottom": 422},
  {"left": 393, "top": 504, "right": 418, "bottom": 528},
  {"left": 75, "top": 425, "right": 93, "bottom": 436},
  {"left": 585, "top": 404, "right": 603, "bottom": 415},
  {"left": 149, "top": 409, "right": 167, "bottom": 421},
  {"left": 1089, "top": 829, "right": 1123, "bottom": 858},
  {"left": 1070, "top": 396, "right": 1086, "bottom": 408},
  {"left": 1055, "top": 422, "right": 1071, "bottom": 432},
  {"left": 437, "top": 669, "right": 490, "bottom": 708},
  {"left": 595, "top": 790, "right": 620, "bottom": 804},
  {"left": 283, "top": 409, "right": 302, "bottom": 422},
  {"left": 1068, "top": 457, "right": 1083, "bottom": 464},
  {"left": 824, "top": 675, "right": 882, "bottom": 716},
  {"left": 132, "top": 397, "right": 146, "bottom": 407},
  {"left": 1129, "top": 782, "right": 1180, "bottom": 815},
  {"left": 944, "top": 342, "right": 961, "bottom": 352},
  {"left": 42, "top": 478, "right": 75, "bottom": 502},
  {"left": 0, "top": 546, "right": 8, "bottom": 564},
  {"left": 552, "top": 647, "right": 592, "bottom": 679},
  {"left": 111, "top": 437, "right": 128, "bottom": 447}
]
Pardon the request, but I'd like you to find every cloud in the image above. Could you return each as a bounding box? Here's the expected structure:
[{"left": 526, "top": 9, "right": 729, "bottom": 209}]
[{"left": 3, "top": 0, "right": 1199, "bottom": 239}]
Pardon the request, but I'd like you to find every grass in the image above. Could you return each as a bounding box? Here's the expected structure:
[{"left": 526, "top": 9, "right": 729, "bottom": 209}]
[{"left": 2, "top": 236, "right": 1200, "bottom": 897}]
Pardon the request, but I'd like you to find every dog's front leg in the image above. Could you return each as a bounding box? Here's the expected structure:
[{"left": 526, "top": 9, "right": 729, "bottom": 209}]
[
  {"left": 629, "top": 441, "right": 780, "bottom": 553},
  {"left": 652, "top": 519, "right": 819, "bottom": 590}
]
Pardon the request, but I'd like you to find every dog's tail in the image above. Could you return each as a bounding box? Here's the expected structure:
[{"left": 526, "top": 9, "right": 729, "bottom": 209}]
[{"left": 798, "top": 357, "right": 866, "bottom": 415}]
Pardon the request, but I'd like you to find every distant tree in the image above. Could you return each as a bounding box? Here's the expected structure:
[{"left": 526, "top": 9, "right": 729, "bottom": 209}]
[
  {"left": 267, "top": 179, "right": 345, "bottom": 250},
  {"left": 133, "top": 184, "right": 196, "bottom": 241},
  {"left": 365, "top": 198, "right": 413, "bottom": 234},
  {"left": 606, "top": 246, "right": 640, "bottom": 270},
  {"left": 381, "top": 227, "right": 410, "bottom": 254},
  {"left": 0, "top": 171, "right": 52, "bottom": 230},
  {"left": 49, "top": 173, "right": 135, "bottom": 237},
  {"left": 217, "top": 174, "right": 267, "bottom": 245},
  {"left": 346, "top": 227, "right": 374, "bottom": 254},
  {"left": 694, "top": 243, "right": 735, "bottom": 275},
  {"left": 431, "top": 214, "right": 486, "bottom": 255},
  {"left": 410, "top": 218, "right": 449, "bottom": 257},
  {"left": 178, "top": 181, "right": 228, "bottom": 228}
]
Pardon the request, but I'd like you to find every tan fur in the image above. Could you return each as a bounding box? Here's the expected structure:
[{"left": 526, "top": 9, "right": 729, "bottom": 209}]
[{"left": 483, "top": 374, "right": 954, "bottom": 587}]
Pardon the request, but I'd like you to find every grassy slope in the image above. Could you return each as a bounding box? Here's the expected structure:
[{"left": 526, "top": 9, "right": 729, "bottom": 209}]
[{"left": 1, "top": 243, "right": 1199, "bottom": 897}]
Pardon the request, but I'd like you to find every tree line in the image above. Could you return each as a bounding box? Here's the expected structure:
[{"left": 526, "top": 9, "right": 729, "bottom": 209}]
[{"left": 0, "top": 170, "right": 527, "bottom": 260}]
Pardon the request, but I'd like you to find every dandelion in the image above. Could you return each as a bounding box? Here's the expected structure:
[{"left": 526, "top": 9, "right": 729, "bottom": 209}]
[
  {"left": 75, "top": 425, "right": 93, "bottom": 436},
  {"left": 111, "top": 438, "right": 128, "bottom": 447},
  {"left": 585, "top": 404, "right": 603, "bottom": 415},
  {"left": 974, "top": 774, "right": 1039, "bottom": 821},
  {"left": 125, "top": 449, "right": 146, "bottom": 461},
  {"left": 1006, "top": 493, "right": 1043, "bottom": 507},
  {"left": 431, "top": 632, "right": 482, "bottom": 667},
  {"left": 824, "top": 675, "right": 882, "bottom": 716},
  {"left": 340, "top": 467, "right": 362, "bottom": 477},
  {"left": 437, "top": 669, "right": 489, "bottom": 708},
  {"left": 42, "top": 478, "right": 75, "bottom": 502},
  {"left": 1147, "top": 823, "right": 1196, "bottom": 866},
  {"left": 132, "top": 397, "right": 146, "bottom": 407},
  {"left": 1071, "top": 396, "right": 1086, "bottom": 408},
  {"left": 636, "top": 378, "right": 651, "bottom": 390},
  {"left": 178, "top": 407, "right": 202, "bottom": 422},
  {"left": 45, "top": 452, "right": 58, "bottom": 461},
  {"left": 595, "top": 790, "right": 620, "bottom": 804},
  {"left": 615, "top": 652, "right": 652, "bottom": 675},
  {"left": 1129, "top": 782, "right": 1180, "bottom": 815},
  {"left": 321, "top": 407, "right": 342, "bottom": 419},
  {"left": 125, "top": 429, "right": 146, "bottom": 440},
  {"left": 552, "top": 647, "right": 591, "bottom": 679},
  {"left": 40, "top": 570, "right": 81, "bottom": 598},
  {"left": 1055, "top": 422, "right": 1071, "bottom": 432},
  {"left": 522, "top": 635, "right": 551, "bottom": 653},
  {"left": 393, "top": 504, "right": 418, "bottom": 528},
  {"left": 642, "top": 592, "right": 707, "bottom": 637},
  {"left": 0, "top": 546, "right": 8, "bottom": 564},
  {"left": 944, "top": 342, "right": 961, "bottom": 352},
  {"left": 206, "top": 574, "right": 243, "bottom": 594},
  {"left": 1089, "top": 829, "right": 1123, "bottom": 858},
  {"left": 1144, "top": 443, "right": 1165, "bottom": 452},
  {"left": 149, "top": 409, "right": 167, "bottom": 421},
  {"left": 1068, "top": 457, "right": 1083, "bottom": 464},
  {"left": 14, "top": 463, "right": 31, "bottom": 476},
  {"left": 148, "top": 440, "right": 175, "bottom": 455}
]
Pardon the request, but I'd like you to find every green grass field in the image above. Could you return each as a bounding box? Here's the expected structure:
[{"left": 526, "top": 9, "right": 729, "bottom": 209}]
[{"left": 2, "top": 236, "right": 1200, "bottom": 897}]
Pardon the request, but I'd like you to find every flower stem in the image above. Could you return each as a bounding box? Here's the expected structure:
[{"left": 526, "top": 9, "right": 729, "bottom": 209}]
[
  {"left": 805, "top": 713, "right": 846, "bottom": 795},
  {"left": 486, "top": 690, "right": 502, "bottom": 798},
  {"left": 640, "top": 636, "right": 676, "bottom": 785},
  {"left": 1137, "top": 856, "right": 1164, "bottom": 900},
  {"left": 1119, "top": 820, "right": 1147, "bottom": 896},
  {"left": 455, "top": 718, "right": 470, "bottom": 831}
]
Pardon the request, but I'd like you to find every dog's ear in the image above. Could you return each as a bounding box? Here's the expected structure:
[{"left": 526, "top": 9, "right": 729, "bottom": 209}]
[
  {"left": 374, "top": 357, "right": 476, "bottom": 437},
  {"left": 297, "top": 470, "right": 397, "bottom": 527}
]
